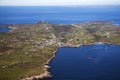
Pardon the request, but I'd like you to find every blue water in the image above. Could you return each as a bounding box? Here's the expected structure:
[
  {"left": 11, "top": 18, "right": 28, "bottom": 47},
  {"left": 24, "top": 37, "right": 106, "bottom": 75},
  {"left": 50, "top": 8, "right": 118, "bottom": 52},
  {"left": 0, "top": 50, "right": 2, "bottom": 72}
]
[
  {"left": 0, "top": 27, "right": 11, "bottom": 32},
  {"left": 44, "top": 44, "right": 120, "bottom": 80},
  {"left": 1, "top": 6, "right": 120, "bottom": 79},
  {"left": 0, "top": 6, "right": 120, "bottom": 25}
]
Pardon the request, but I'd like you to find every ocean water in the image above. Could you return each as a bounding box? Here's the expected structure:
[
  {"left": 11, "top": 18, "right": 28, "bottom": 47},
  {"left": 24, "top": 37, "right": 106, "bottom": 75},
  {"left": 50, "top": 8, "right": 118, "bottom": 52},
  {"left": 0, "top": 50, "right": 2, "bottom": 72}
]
[
  {"left": 0, "top": 6, "right": 120, "bottom": 80},
  {"left": 0, "top": 6, "right": 120, "bottom": 25},
  {"left": 44, "top": 44, "right": 120, "bottom": 80},
  {"left": 0, "top": 27, "right": 11, "bottom": 32}
]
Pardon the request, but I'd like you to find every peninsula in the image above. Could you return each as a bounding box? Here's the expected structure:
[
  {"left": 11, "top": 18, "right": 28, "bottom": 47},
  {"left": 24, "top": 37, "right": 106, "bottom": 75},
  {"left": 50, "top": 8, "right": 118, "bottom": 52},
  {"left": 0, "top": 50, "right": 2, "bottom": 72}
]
[{"left": 0, "top": 21, "right": 120, "bottom": 80}]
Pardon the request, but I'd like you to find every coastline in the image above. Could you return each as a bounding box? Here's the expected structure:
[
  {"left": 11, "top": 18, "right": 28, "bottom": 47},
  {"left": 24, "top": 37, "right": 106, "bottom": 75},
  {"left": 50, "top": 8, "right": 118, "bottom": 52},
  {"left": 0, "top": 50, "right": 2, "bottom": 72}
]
[
  {"left": 1, "top": 21, "right": 120, "bottom": 80},
  {"left": 20, "top": 48, "right": 58, "bottom": 80},
  {"left": 71, "top": 42, "right": 120, "bottom": 47},
  {"left": 21, "top": 41, "right": 120, "bottom": 80}
]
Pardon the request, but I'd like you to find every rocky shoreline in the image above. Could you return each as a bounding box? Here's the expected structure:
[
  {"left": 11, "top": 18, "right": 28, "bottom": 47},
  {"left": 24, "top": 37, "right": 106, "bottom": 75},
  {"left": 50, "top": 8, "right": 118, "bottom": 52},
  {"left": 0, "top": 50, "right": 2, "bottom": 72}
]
[
  {"left": 21, "top": 40, "right": 120, "bottom": 80},
  {"left": 20, "top": 49, "right": 58, "bottom": 80},
  {"left": 1, "top": 21, "right": 120, "bottom": 80}
]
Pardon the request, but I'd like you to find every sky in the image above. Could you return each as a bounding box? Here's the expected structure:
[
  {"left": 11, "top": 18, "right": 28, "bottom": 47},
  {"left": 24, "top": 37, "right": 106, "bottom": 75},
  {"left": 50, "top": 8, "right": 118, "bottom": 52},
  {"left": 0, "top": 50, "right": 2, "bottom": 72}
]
[{"left": 0, "top": 0, "right": 120, "bottom": 6}]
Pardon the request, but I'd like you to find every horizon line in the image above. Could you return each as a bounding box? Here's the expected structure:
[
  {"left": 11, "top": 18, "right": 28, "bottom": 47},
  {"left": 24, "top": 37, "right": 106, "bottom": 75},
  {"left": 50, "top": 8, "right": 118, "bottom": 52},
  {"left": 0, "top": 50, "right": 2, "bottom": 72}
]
[{"left": 0, "top": 4, "right": 120, "bottom": 6}]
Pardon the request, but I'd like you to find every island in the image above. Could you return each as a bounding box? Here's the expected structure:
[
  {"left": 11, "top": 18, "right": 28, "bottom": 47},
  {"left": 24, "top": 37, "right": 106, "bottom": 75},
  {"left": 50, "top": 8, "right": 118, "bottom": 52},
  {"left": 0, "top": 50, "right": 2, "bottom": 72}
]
[{"left": 0, "top": 21, "right": 120, "bottom": 80}]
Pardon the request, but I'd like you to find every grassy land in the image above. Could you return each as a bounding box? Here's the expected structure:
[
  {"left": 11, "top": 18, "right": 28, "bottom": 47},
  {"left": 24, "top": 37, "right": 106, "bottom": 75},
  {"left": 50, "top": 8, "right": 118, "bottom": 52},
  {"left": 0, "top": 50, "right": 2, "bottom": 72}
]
[
  {"left": 0, "top": 23, "right": 58, "bottom": 80},
  {"left": 0, "top": 21, "right": 120, "bottom": 80}
]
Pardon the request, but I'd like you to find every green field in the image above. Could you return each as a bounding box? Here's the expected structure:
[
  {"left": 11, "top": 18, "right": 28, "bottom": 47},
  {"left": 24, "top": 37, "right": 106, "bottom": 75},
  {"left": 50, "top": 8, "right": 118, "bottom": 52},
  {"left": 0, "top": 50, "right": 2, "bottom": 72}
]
[{"left": 0, "top": 21, "right": 120, "bottom": 80}]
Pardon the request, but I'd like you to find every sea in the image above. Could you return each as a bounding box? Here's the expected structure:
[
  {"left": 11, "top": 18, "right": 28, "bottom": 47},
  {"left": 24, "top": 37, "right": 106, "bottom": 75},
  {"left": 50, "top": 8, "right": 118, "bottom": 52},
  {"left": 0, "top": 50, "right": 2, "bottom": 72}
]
[
  {"left": 0, "top": 6, "right": 120, "bottom": 80},
  {"left": 0, "top": 5, "right": 120, "bottom": 25},
  {"left": 44, "top": 44, "right": 120, "bottom": 80}
]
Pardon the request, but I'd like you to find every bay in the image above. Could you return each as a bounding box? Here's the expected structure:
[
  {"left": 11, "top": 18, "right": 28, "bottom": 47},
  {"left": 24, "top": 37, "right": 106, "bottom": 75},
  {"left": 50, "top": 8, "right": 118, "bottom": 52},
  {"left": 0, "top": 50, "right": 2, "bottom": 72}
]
[
  {"left": 0, "top": 27, "right": 11, "bottom": 32},
  {"left": 44, "top": 44, "right": 120, "bottom": 80}
]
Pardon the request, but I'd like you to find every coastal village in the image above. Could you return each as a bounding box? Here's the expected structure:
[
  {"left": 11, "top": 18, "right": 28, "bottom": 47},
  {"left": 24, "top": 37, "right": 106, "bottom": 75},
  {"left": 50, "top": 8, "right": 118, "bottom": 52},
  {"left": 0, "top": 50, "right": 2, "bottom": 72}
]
[{"left": 0, "top": 21, "right": 120, "bottom": 80}]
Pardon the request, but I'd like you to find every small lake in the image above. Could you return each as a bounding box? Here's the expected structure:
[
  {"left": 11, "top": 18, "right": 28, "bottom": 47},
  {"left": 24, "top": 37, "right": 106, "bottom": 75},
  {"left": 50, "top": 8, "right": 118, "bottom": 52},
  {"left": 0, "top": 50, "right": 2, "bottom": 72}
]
[
  {"left": 0, "top": 27, "right": 11, "bottom": 32},
  {"left": 44, "top": 44, "right": 120, "bottom": 80}
]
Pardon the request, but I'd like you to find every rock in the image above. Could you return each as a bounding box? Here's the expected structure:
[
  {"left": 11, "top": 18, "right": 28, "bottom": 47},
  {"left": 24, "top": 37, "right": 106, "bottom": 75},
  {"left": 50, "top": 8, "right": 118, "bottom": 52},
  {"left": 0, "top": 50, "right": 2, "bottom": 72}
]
[{"left": 44, "top": 65, "right": 51, "bottom": 69}]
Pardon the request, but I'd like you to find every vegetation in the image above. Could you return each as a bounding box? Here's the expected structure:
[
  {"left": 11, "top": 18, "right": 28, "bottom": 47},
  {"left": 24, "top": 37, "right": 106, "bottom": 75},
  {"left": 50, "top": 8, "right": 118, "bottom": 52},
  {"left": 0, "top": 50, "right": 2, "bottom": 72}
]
[
  {"left": 0, "top": 21, "right": 120, "bottom": 80},
  {"left": 0, "top": 23, "right": 58, "bottom": 80}
]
